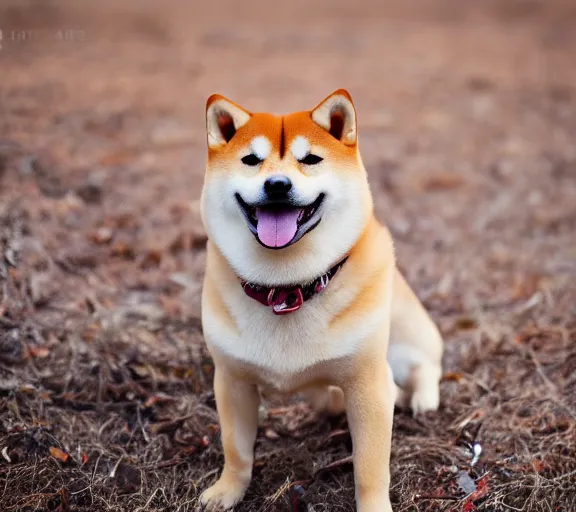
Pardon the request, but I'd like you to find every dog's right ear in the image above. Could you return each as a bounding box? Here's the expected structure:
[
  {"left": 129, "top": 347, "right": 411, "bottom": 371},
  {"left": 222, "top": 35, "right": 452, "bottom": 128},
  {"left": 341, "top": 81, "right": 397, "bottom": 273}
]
[
  {"left": 311, "top": 89, "right": 357, "bottom": 146},
  {"left": 206, "top": 94, "right": 252, "bottom": 149}
]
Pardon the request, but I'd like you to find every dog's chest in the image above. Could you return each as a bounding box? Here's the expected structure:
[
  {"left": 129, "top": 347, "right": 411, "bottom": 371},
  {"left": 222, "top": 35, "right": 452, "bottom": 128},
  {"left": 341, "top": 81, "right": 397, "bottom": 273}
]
[{"left": 203, "top": 296, "right": 359, "bottom": 390}]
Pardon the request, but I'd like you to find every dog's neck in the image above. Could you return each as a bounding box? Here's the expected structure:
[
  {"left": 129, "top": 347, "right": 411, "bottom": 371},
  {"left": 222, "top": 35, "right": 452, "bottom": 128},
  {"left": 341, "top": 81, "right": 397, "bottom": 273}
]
[{"left": 239, "top": 257, "right": 348, "bottom": 315}]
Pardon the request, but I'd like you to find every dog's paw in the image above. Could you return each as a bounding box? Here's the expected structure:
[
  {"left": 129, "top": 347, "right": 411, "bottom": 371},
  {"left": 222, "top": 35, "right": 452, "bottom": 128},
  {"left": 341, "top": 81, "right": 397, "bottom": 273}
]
[
  {"left": 409, "top": 386, "right": 439, "bottom": 415},
  {"left": 199, "top": 479, "right": 246, "bottom": 511},
  {"left": 407, "top": 361, "right": 441, "bottom": 415}
]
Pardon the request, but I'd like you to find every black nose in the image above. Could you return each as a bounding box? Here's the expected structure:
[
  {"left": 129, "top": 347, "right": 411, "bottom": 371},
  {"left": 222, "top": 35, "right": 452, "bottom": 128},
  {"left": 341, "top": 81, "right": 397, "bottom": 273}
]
[{"left": 264, "top": 175, "right": 292, "bottom": 199}]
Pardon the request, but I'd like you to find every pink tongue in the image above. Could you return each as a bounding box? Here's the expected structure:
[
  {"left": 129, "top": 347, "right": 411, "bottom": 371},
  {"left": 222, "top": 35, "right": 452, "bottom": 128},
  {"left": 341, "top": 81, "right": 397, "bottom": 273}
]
[{"left": 256, "top": 208, "right": 301, "bottom": 247}]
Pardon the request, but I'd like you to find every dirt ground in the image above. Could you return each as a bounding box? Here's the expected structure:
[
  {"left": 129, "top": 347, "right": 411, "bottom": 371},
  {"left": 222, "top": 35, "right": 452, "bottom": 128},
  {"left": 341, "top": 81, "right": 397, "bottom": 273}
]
[{"left": 1, "top": 0, "right": 575, "bottom": 510}]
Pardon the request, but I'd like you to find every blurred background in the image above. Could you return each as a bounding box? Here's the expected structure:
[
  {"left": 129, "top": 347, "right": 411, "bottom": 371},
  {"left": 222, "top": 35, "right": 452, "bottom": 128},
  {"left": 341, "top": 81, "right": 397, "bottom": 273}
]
[{"left": 1, "top": 1, "right": 575, "bottom": 511}]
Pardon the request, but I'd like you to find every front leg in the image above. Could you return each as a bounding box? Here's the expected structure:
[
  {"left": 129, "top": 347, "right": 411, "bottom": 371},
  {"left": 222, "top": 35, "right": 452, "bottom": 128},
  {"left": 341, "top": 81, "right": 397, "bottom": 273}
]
[
  {"left": 200, "top": 365, "right": 260, "bottom": 510},
  {"left": 343, "top": 360, "right": 395, "bottom": 512}
]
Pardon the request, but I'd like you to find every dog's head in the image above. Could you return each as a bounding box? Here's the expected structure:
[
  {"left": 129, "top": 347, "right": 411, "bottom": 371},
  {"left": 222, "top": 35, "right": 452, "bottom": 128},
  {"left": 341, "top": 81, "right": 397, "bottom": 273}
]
[{"left": 201, "top": 89, "right": 373, "bottom": 285}]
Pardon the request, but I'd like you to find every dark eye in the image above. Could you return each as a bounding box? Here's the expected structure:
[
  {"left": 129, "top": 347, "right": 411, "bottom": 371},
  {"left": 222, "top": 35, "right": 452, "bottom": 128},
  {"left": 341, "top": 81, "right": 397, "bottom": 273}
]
[
  {"left": 299, "top": 154, "right": 323, "bottom": 165},
  {"left": 241, "top": 154, "right": 262, "bottom": 166}
]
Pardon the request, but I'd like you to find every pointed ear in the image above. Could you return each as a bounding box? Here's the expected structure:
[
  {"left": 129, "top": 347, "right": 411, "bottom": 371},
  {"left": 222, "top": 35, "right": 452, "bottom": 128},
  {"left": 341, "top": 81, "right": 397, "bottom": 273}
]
[
  {"left": 206, "top": 94, "right": 252, "bottom": 149},
  {"left": 311, "top": 89, "right": 357, "bottom": 146}
]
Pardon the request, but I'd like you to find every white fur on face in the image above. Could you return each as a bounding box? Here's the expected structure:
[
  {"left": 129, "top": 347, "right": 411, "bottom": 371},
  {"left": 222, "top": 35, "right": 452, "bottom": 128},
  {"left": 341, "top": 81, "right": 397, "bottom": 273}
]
[
  {"left": 250, "top": 136, "right": 271, "bottom": 160},
  {"left": 290, "top": 136, "right": 310, "bottom": 161},
  {"left": 203, "top": 164, "right": 370, "bottom": 287}
]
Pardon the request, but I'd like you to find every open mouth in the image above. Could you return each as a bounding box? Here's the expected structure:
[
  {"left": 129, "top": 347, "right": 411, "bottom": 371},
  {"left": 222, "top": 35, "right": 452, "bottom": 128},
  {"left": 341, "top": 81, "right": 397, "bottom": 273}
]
[{"left": 235, "top": 193, "right": 325, "bottom": 249}]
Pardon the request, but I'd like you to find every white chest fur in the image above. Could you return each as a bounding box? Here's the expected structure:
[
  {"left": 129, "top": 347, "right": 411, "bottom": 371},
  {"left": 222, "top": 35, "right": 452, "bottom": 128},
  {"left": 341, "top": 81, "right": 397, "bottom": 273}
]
[{"left": 202, "top": 286, "right": 385, "bottom": 391}]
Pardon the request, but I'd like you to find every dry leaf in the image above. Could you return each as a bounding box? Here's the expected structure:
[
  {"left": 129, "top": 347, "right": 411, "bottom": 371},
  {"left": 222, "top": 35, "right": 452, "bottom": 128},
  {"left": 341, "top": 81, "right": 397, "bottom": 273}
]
[
  {"left": 454, "top": 317, "right": 478, "bottom": 330},
  {"left": 49, "top": 446, "right": 70, "bottom": 463},
  {"left": 30, "top": 346, "right": 50, "bottom": 359},
  {"left": 468, "top": 474, "right": 490, "bottom": 501},
  {"left": 139, "top": 249, "right": 162, "bottom": 269},
  {"left": 442, "top": 372, "right": 465, "bottom": 382},
  {"left": 110, "top": 240, "right": 135, "bottom": 259}
]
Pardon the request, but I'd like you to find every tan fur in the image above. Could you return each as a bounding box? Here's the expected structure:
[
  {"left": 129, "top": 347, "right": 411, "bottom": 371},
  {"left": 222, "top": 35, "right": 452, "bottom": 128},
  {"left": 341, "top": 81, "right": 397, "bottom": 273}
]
[{"left": 199, "top": 90, "right": 444, "bottom": 511}]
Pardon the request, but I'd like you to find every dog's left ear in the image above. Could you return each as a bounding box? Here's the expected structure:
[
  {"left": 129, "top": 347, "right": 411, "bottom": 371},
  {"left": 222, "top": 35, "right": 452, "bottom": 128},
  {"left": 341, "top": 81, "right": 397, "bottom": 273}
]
[{"left": 311, "top": 89, "right": 357, "bottom": 146}]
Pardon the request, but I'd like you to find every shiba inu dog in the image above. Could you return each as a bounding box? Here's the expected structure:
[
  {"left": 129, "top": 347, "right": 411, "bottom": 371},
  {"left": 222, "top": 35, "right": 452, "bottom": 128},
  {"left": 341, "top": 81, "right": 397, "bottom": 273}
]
[{"left": 199, "top": 89, "right": 443, "bottom": 511}]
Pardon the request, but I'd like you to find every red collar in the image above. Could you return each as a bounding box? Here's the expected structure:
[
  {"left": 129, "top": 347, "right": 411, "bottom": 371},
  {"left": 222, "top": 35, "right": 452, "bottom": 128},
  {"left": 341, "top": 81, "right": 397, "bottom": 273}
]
[{"left": 240, "top": 257, "right": 348, "bottom": 315}]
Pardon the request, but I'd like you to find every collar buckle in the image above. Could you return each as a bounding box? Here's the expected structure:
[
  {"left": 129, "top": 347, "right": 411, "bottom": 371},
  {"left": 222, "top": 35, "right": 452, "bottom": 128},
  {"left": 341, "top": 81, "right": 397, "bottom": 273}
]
[{"left": 268, "top": 287, "right": 304, "bottom": 315}]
